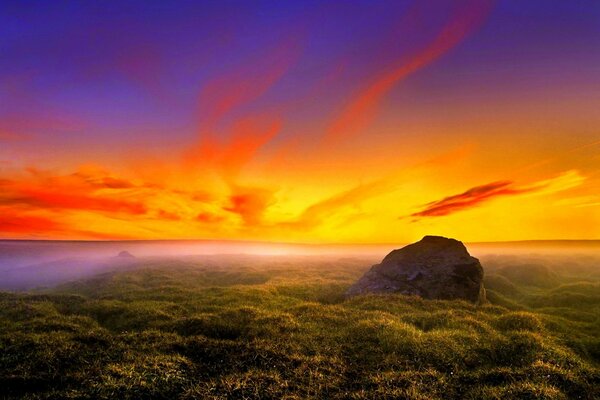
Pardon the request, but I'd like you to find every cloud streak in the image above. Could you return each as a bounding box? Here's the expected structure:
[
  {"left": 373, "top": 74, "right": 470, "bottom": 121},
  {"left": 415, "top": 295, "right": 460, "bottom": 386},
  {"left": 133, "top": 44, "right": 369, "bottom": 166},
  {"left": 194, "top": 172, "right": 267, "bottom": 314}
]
[
  {"left": 197, "top": 36, "right": 302, "bottom": 131},
  {"left": 411, "top": 181, "right": 532, "bottom": 218},
  {"left": 280, "top": 181, "right": 388, "bottom": 230},
  {"left": 0, "top": 210, "right": 65, "bottom": 234},
  {"left": 325, "top": 0, "right": 494, "bottom": 143},
  {"left": 187, "top": 115, "right": 282, "bottom": 179},
  {"left": 0, "top": 169, "right": 148, "bottom": 216},
  {"left": 411, "top": 170, "right": 585, "bottom": 218},
  {"left": 185, "top": 34, "right": 304, "bottom": 184}
]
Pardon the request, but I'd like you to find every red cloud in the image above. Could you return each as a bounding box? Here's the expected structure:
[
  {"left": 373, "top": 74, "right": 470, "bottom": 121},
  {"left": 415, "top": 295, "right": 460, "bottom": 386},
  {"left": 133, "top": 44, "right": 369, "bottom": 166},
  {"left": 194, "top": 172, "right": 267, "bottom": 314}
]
[
  {"left": 223, "top": 186, "right": 274, "bottom": 226},
  {"left": 0, "top": 211, "right": 64, "bottom": 234},
  {"left": 7, "top": 187, "right": 147, "bottom": 215},
  {"left": 325, "top": 0, "right": 494, "bottom": 143},
  {"left": 197, "top": 35, "right": 302, "bottom": 130},
  {"left": 0, "top": 208, "right": 136, "bottom": 239},
  {"left": 411, "top": 181, "right": 533, "bottom": 218},
  {"left": 186, "top": 114, "right": 282, "bottom": 179},
  {"left": 0, "top": 170, "right": 148, "bottom": 216},
  {"left": 186, "top": 34, "right": 302, "bottom": 180}
]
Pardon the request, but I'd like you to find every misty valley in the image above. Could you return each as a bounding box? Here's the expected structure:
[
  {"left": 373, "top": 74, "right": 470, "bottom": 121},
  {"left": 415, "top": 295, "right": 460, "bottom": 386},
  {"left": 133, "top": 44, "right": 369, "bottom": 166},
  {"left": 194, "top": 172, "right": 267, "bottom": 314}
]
[{"left": 0, "top": 241, "right": 599, "bottom": 399}]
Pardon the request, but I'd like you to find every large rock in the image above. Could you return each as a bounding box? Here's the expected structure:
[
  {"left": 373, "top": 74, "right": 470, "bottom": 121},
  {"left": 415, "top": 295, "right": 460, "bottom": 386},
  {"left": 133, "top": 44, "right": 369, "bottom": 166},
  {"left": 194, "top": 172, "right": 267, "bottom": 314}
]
[{"left": 347, "top": 236, "right": 486, "bottom": 303}]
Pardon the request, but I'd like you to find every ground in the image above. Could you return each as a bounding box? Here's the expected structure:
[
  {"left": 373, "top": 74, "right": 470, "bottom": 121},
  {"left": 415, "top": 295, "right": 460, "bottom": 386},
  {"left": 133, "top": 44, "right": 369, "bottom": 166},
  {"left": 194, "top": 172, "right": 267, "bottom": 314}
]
[{"left": 1, "top": 253, "right": 599, "bottom": 399}]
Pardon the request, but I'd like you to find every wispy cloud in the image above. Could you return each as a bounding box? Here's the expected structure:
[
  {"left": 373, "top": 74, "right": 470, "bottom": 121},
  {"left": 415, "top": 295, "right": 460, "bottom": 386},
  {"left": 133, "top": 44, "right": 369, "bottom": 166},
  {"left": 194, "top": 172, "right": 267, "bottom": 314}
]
[
  {"left": 275, "top": 146, "right": 475, "bottom": 231},
  {"left": 223, "top": 185, "right": 275, "bottom": 226},
  {"left": 410, "top": 170, "right": 585, "bottom": 219},
  {"left": 0, "top": 168, "right": 147, "bottom": 216},
  {"left": 411, "top": 181, "right": 531, "bottom": 218},
  {"left": 554, "top": 195, "right": 600, "bottom": 208},
  {"left": 0, "top": 210, "right": 65, "bottom": 234},
  {"left": 324, "top": 0, "right": 494, "bottom": 143},
  {"left": 0, "top": 207, "right": 135, "bottom": 239},
  {"left": 1, "top": 186, "right": 147, "bottom": 215},
  {"left": 280, "top": 181, "right": 388, "bottom": 230},
  {"left": 187, "top": 115, "right": 282, "bottom": 179},
  {"left": 184, "top": 34, "right": 304, "bottom": 182},
  {"left": 196, "top": 35, "right": 302, "bottom": 131}
]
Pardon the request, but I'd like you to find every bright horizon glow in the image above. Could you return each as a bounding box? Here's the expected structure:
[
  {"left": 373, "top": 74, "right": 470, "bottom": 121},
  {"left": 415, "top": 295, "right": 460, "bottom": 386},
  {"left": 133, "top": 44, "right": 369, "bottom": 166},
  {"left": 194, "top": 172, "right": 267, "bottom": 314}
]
[{"left": 1, "top": 0, "right": 599, "bottom": 242}]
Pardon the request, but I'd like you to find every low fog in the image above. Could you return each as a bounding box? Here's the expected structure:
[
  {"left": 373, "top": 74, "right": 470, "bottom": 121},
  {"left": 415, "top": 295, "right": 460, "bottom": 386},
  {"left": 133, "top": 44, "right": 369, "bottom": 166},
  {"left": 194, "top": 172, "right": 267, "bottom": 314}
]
[{"left": 1, "top": 239, "right": 599, "bottom": 291}]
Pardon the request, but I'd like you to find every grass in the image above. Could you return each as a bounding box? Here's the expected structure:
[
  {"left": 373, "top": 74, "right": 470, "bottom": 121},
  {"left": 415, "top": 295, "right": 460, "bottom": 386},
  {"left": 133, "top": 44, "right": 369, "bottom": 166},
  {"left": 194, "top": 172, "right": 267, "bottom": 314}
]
[{"left": 0, "top": 253, "right": 599, "bottom": 399}]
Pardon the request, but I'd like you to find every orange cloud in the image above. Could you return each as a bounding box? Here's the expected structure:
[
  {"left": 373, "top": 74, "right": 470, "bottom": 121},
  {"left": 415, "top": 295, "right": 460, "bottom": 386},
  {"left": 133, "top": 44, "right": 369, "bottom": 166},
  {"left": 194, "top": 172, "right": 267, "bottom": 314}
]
[
  {"left": 0, "top": 207, "right": 138, "bottom": 239},
  {"left": 325, "top": 0, "right": 494, "bottom": 143},
  {"left": 0, "top": 210, "right": 64, "bottom": 234},
  {"left": 72, "top": 171, "right": 137, "bottom": 189},
  {"left": 0, "top": 169, "right": 147, "bottom": 216},
  {"left": 223, "top": 185, "right": 275, "bottom": 226},
  {"left": 4, "top": 187, "right": 147, "bottom": 215},
  {"left": 188, "top": 190, "right": 216, "bottom": 203},
  {"left": 187, "top": 114, "right": 282, "bottom": 179},
  {"left": 196, "top": 211, "right": 225, "bottom": 224}
]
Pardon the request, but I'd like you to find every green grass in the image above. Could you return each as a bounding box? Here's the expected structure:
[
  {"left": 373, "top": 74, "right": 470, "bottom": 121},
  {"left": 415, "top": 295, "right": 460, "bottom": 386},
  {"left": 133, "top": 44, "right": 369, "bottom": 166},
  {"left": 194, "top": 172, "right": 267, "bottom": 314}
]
[{"left": 1, "top": 254, "right": 599, "bottom": 399}]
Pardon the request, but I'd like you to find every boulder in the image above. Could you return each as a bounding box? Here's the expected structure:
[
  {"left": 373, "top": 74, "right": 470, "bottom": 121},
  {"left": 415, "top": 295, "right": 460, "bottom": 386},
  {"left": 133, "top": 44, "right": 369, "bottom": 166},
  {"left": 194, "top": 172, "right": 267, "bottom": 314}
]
[
  {"left": 116, "top": 251, "right": 135, "bottom": 258},
  {"left": 347, "top": 236, "right": 486, "bottom": 303}
]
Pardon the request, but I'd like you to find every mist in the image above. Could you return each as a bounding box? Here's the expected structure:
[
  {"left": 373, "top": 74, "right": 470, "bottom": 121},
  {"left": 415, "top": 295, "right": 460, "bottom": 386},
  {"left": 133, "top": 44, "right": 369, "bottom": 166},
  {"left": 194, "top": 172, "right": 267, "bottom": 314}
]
[{"left": 1, "top": 239, "right": 599, "bottom": 291}]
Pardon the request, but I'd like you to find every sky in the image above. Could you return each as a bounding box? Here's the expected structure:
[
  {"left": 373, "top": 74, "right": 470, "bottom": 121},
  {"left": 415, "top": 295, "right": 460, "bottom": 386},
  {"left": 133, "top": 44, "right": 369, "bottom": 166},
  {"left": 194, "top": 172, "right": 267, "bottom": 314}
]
[{"left": 1, "top": 0, "right": 599, "bottom": 243}]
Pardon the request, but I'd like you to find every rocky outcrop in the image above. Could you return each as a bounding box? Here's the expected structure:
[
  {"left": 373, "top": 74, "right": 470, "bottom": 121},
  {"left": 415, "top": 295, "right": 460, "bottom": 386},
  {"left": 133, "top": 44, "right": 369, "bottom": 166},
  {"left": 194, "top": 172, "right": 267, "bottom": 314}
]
[
  {"left": 347, "top": 236, "right": 486, "bottom": 303},
  {"left": 116, "top": 251, "right": 135, "bottom": 258}
]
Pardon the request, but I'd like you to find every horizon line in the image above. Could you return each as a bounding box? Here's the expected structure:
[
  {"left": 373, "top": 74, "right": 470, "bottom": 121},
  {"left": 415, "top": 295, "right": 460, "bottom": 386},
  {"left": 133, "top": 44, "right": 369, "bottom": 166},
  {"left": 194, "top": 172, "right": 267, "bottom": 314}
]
[{"left": 2, "top": 238, "right": 600, "bottom": 246}]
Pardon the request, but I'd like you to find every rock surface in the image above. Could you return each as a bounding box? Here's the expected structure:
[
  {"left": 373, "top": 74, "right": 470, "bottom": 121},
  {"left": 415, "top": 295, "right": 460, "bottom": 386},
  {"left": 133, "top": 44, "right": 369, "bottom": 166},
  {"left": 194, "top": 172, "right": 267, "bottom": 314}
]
[
  {"left": 116, "top": 251, "right": 135, "bottom": 258},
  {"left": 347, "top": 236, "right": 486, "bottom": 303}
]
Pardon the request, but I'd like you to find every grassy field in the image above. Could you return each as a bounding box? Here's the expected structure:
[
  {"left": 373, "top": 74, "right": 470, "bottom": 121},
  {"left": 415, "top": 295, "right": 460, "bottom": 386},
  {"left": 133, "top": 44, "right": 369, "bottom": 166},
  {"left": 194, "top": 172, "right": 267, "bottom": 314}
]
[{"left": 1, "top": 253, "right": 599, "bottom": 399}]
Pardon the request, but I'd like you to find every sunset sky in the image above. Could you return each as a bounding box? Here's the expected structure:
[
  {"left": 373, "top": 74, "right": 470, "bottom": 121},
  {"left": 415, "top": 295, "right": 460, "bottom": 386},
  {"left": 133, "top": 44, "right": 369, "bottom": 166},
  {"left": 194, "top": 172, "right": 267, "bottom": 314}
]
[{"left": 1, "top": 0, "right": 599, "bottom": 243}]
